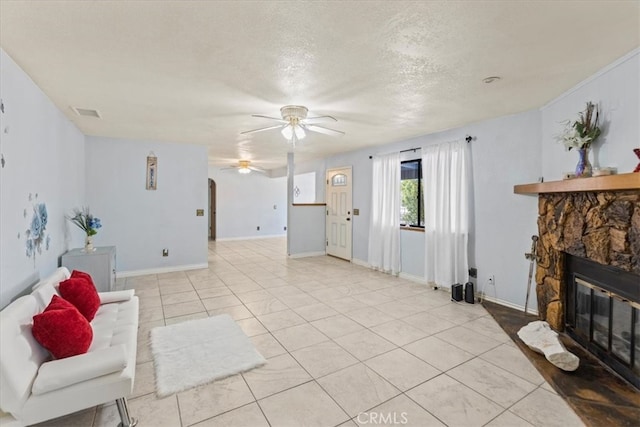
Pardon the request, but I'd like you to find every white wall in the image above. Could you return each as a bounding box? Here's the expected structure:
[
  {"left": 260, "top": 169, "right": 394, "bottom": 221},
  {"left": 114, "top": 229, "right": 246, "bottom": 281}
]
[
  {"left": 541, "top": 50, "right": 639, "bottom": 179},
  {"left": 85, "top": 137, "right": 208, "bottom": 274},
  {"left": 293, "top": 172, "right": 316, "bottom": 203},
  {"left": 0, "top": 49, "right": 85, "bottom": 308},
  {"left": 400, "top": 230, "right": 425, "bottom": 279},
  {"left": 289, "top": 205, "right": 326, "bottom": 256},
  {"left": 288, "top": 158, "right": 327, "bottom": 203},
  {"left": 321, "top": 110, "right": 541, "bottom": 309},
  {"left": 208, "top": 166, "right": 287, "bottom": 240}
]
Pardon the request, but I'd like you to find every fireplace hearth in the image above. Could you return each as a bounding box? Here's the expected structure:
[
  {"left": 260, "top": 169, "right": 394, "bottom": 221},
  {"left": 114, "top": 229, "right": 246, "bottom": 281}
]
[
  {"left": 565, "top": 254, "right": 639, "bottom": 388},
  {"left": 514, "top": 174, "right": 640, "bottom": 390}
]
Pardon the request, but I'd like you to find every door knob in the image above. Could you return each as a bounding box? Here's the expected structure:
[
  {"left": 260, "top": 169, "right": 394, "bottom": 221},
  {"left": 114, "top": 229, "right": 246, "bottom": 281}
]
[{"left": 346, "top": 218, "right": 351, "bottom": 221}]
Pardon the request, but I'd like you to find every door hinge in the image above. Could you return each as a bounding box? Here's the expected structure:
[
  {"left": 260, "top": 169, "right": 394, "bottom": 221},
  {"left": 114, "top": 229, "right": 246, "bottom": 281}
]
[
  {"left": 326, "top": 240, "right": 329, "bottom": 246},
  {"left": 327, "top": 210, "right": 329, "bottom": 215}
]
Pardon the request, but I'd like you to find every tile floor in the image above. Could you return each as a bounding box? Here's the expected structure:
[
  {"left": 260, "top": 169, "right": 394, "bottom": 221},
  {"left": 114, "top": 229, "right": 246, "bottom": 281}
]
[{"left": 36, "top": 238, "right": 585, "bottom": 427}]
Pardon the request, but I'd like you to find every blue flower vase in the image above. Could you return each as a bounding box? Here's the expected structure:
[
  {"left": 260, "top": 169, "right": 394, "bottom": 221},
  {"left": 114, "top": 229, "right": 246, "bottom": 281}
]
[{"left": 575, "top": 147, "right": 592, "bottom": 177}]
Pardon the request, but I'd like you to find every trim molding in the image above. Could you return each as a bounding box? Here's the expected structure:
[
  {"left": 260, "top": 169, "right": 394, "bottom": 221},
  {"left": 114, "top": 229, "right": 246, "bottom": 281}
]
[
  {"left": 481, "top": 294, "right": 539, "bottom": 316},
  {"left": 398, "top": 272, "right": 426, "bottom": 284},
  {"left": 216, "top": 234, "right": 286, "bottom": 242},
  {"left": 288, "top": 251, "right": 326, "bottom": 259},
  {"left": 350, "top": 258, "right": 370, "bottom": 268},
  {"left": 117, "top": 263, "right": 209, "bottom": 278}
]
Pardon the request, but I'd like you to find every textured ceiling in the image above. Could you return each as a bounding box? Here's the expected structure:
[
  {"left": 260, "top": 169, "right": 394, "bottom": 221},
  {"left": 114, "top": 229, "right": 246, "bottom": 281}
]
[{"left": 1, "top": 1, "right": 638, "bottom": 170}]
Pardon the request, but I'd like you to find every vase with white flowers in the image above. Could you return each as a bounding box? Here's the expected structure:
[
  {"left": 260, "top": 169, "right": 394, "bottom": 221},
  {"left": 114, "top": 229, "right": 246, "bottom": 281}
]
[
  {"left": 68, "top": 207, "right": 102, "bottom": 252},
  {"left": 556, "top": 102, "right": 602, "bottom": 177}
]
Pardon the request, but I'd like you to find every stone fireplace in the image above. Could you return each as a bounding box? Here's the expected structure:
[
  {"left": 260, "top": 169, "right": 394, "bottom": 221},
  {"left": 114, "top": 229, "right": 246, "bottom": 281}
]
[
  {"left": 515, "top": 173, "right": 640, "bottom": 388},
  {"left": 535, "top": 190, "right": 640, "bottom": 330}
]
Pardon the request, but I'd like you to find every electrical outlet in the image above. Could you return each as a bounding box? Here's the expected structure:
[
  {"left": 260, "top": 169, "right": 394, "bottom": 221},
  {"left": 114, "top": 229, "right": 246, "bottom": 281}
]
[
  {"left": 284, "top": 226, "right": 287, "bottom": 231},
  {"left": 469, "top": 267, "right": 477, "bottom": 278},
  {"left": 256, "top": 226, "right": 260, "bottom": 231},
  {"left": 162, "top": 249, "right": 169, "bottom": 257}
]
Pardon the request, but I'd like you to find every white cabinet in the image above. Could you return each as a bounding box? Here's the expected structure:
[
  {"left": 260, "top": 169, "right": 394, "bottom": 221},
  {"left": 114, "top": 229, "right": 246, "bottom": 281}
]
[{"left": 61, "top": 246, "right": 116, "bottom": 292}]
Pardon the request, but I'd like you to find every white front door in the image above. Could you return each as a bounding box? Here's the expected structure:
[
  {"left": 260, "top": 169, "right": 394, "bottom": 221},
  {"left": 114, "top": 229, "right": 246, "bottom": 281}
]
[{"left": 326, "top": 167, "right": 352, "bottom": 261}]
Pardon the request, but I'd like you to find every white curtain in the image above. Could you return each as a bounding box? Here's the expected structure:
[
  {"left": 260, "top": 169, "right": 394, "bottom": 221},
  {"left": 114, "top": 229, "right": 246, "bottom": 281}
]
[
  {"left": 422, "top": 140, "right": 471, "bottom": 287},
  {"left": 368, "top": 152, "right": 401, "bottom": 274}
]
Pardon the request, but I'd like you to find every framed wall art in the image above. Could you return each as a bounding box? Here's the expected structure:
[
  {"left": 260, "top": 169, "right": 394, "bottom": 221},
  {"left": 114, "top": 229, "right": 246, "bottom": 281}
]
[{"left": 146, "top": 153, "right": 157, "bottom": 190}]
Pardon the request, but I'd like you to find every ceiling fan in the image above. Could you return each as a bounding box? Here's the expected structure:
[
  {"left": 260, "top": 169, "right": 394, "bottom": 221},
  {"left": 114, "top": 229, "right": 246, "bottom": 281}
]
[
  {"left": 221, "top": 160, "right": 265, "bottom": 174},
  {"left": 241, "top": 105, "right": 345, "bottom": 146}
]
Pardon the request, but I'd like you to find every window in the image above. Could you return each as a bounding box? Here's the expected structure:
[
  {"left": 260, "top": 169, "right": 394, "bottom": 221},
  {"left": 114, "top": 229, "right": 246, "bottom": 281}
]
[
  {"left": 400, "top": 159, "right": 424, "bottom": 227},
  {"left": 331, "top": 173, "right": 347, "bottom": 186}
]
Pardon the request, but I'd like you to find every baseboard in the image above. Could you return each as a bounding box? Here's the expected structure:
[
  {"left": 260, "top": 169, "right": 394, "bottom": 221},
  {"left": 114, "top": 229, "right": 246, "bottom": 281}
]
[
  {"left": 288, "top": 251, "right": 326, "bottom": 259},
  {"left": 216, "top": 234, "right": 286, "bottom": 242},
  {"left": 480, "top": 294, "right": 539, "bottom": 316},
  {"left": 117, "top": 263, "right": 209, "bottom": 278},
  {"left": 398, "top": 272, "right": 426, "bottom": 284},
  {"left": 350, "top": 258, "right": 370, "bottom": 268}
]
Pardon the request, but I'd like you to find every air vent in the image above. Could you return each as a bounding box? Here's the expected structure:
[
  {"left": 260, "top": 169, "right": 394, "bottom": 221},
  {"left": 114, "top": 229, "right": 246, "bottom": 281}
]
[{"left": 71, "top": 107, "right": 101, "bottom": 118}]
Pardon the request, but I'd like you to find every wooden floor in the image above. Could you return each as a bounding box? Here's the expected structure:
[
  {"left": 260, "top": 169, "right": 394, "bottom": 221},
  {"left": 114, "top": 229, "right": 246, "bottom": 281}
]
[{"left": 482, "top": 301, "right": 640, "bottom": 427}]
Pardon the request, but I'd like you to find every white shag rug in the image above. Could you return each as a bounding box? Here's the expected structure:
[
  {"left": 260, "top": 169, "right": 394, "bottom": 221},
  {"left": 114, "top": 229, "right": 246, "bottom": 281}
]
[{"left": 150, "top": 314, "right": 266, "bottom": 397}]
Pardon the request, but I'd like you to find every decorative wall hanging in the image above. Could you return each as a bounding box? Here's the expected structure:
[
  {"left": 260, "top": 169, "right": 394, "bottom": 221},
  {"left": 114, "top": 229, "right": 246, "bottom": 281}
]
[
  {"left": 146, "top": 152, "right": 157, "bottom": 190},
  {"left": 23, "top": 193, "right": 50, "bottom": 266}
]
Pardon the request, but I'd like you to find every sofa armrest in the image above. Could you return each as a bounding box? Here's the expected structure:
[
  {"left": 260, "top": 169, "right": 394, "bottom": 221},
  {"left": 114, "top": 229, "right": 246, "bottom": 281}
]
[
  {"left": 98, "top": 290, "right": 134, "bottom": 305},
  {"left": 32, "top": 345, "right": 127, "bottom": 395}
]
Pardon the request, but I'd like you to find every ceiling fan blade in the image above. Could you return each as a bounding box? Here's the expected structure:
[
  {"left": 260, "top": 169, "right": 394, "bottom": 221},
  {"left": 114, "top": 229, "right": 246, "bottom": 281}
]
[
  {"left": 303, "top": 115, "right": 338, "bottom": 124},
  {"left": 251, "top": 114, "right": 289, "bottom": 124},
  {"left": 248, "top": 166, "right": 266, "bottom": 173},
  {"left": 305, "top": 124, "right": 345, "bottom": 136},
  {"left": 240, "top": 124, "right": 284, "bottom": 135}
]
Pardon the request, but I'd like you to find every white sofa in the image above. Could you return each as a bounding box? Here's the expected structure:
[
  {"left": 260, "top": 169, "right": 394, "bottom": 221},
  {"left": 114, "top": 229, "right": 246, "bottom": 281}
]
[{"left": 0, "top": 267, "right": 139, "bottom": 426}]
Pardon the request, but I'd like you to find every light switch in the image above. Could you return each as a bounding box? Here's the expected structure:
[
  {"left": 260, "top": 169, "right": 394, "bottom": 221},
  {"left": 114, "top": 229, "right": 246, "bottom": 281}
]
[
  {"left": 353, "top": 209, "right": 360, "bottom": 215},
  {"left": 196, "top": 209, "right": 204, "bottom": 216}
]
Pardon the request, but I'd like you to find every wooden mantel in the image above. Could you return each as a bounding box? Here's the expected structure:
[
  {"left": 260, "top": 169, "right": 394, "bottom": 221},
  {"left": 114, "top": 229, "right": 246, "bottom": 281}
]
[{"left": 514, "top": 172, "right": 640, "bottom": 195}]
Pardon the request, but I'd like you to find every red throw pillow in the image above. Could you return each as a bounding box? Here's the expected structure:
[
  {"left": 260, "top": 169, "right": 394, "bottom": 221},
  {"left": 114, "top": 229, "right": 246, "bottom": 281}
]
[
  {"left": 59, "top": 275, "right": 100, "bottom": 322},
  {"left": 32, "top": 295, "right": 93, "bottom": 359},
  {"left": 70, "top": 270, "right": 96, "bottom": 289}
]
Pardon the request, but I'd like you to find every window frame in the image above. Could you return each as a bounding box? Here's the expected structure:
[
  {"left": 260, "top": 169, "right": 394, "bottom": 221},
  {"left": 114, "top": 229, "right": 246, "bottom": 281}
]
[{"left": 400, "top": 158, "right": 424, "bottom": 228}]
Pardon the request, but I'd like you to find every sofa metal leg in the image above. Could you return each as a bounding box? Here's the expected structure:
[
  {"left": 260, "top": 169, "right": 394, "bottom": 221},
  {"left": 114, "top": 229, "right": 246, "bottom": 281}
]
[{"left": 116, "top": 397, "right": 138, "bottom": 427}]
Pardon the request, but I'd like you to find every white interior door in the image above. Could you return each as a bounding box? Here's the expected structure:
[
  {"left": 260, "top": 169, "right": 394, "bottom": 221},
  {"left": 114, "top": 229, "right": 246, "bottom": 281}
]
[{"left": 326, "top": 167, "right": 352, "bottom": 260}]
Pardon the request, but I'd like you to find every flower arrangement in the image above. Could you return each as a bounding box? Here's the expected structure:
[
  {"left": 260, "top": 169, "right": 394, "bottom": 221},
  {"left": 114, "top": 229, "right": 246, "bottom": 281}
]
[
  {"left": 556, "top": 102, "right": 601, "bottom": 151},
  {"left": 68, "top": 207, "right": 102, "bottom": 236}
]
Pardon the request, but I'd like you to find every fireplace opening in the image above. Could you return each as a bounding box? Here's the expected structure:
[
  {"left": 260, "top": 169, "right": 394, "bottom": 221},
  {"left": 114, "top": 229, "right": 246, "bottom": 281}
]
[{"left": 565, "top": 254, "right": 640, "bottom": 389}]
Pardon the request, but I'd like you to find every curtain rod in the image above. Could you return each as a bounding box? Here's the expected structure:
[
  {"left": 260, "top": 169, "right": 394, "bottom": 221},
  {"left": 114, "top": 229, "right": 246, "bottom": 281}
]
[{"left": 369, "top": 136, "right": 474, "bottom": 159}]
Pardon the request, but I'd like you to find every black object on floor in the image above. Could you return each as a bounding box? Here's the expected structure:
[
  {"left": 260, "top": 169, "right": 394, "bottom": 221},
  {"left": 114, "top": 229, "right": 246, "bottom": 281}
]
[
  {"left": 451, "top": 284, "right": 463, "bottom": 301},
  {"left": 464, "top": 282, "right": 474, "bottom": 304}
]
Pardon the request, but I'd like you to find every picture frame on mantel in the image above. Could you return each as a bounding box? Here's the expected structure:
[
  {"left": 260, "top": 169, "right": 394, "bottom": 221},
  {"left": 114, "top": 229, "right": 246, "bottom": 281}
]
[{"left": 146, "top": 153, "right": 157, "bottom": 190}]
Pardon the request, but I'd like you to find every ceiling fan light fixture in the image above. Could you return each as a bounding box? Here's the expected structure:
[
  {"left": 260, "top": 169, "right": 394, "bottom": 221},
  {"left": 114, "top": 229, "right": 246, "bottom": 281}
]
[
  {"left": 281, "top": 124, "right": 293, "bottom": 140},
  {"left": 243, "top": 104, "right": 343, "bottom": 143},
  {"left": 280, "top": 105, "right": 308, "bottom": 121},
  {"left": 294, "top": 125, "right": 306, "bottom": 140},
  {"left": 238, "top": 159, "right": 252, "bottom": 173}
]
